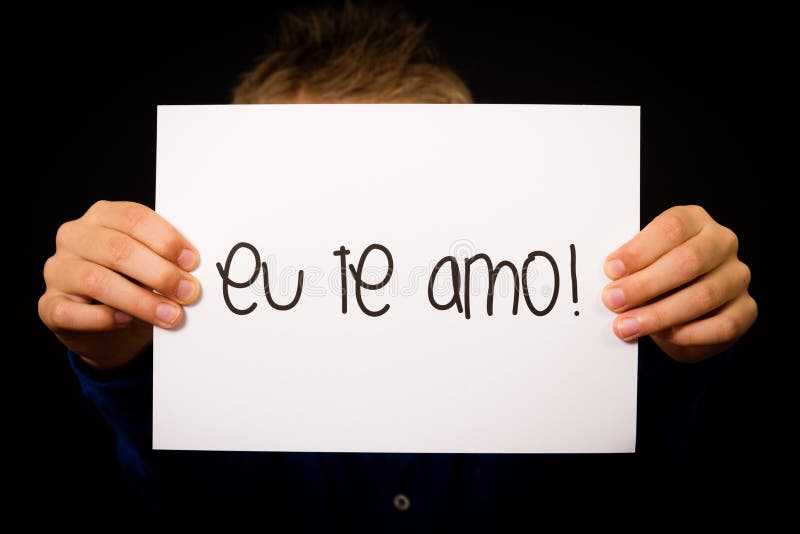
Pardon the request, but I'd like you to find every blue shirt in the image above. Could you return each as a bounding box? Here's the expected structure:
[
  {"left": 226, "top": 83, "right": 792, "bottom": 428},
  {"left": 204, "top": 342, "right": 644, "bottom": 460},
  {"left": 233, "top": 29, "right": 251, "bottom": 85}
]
[{"left": 67, "top": 338, "right": 726, "bottom": 528}]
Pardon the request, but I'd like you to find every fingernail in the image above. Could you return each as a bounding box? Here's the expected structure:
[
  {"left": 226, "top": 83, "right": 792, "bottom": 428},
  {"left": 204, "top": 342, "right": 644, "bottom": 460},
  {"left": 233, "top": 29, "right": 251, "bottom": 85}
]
[
  {"left": 605, "top": 258, "right": 626, "bottom": 279},
  {"left": 177, "top": 249, "right": 197, "bottom": 270},
  {"left": 605, "top": 287, "right": 626, "bottom": 309},
  {"left": 115, "top": 311, "right": 132, "bottom": 324},
  {"left": 177, "top": 279, "right": 195, "bottom": 301},
  {"left": 617, "top": 317, "right": 640, "bottom": 339},
  {"left": 156, "top": 303, "right": 180, "bottom": 325}
]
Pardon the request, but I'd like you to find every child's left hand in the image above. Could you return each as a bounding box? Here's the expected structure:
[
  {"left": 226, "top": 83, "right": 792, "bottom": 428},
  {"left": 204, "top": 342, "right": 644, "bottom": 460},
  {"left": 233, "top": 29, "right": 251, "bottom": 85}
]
[{"left": 602, "top": 205, "right": 757, "bottom": 362}]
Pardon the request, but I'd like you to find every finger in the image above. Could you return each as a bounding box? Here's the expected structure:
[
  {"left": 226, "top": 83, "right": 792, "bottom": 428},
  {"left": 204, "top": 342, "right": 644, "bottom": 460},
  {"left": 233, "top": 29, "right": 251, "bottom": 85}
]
[
  {"left": 65, "top": 225, "right": 200, "bottom": 304},
  {"left": 611, "top": 258, "right": 750, "bottom": 341},
  {"left": 83, "top": 200, "right": 199, "bottom": 270},
  {"left": 603, "top": 225, "right": 739, "bottom": 312},
  {"left": 656, "top": 293, "right": 758, "bottom": 347},
  {"left": 604, "top": 205, "right": 708, "bottom": 279},
  {"left": 39, "top": 292, "right": 133, "bottom": 332},
  {"left": 55, "top": 258, "right": 184, "bottom": 328}
]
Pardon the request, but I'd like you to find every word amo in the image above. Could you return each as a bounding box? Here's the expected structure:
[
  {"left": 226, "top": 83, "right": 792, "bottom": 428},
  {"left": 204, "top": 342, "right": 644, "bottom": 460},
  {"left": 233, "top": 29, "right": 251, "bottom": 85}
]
[{"left": 216, "top": 242, "right": 579, "bottom": 318}]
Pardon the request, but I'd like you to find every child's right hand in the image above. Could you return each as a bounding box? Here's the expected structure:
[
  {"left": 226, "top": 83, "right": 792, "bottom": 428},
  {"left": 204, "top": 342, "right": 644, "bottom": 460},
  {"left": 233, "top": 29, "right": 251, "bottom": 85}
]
[{"left": 38, "top": 201, "right": 201, "bottom": 370}]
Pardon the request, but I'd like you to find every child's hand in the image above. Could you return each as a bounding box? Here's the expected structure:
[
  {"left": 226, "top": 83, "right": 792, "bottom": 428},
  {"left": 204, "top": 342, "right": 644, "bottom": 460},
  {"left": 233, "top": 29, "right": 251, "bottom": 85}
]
[
  {"left": 38, "top": 201, "right": 201, "bottom": 370},
  {"left": 602, "top": 205, "right": 756, "bottom": 362}
]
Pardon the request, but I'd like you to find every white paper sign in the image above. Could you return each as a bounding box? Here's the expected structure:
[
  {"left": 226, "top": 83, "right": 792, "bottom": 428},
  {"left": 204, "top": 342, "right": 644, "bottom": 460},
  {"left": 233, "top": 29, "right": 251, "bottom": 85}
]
[{"left": 154, "top": 104, "right": 639, "bottom": 453}]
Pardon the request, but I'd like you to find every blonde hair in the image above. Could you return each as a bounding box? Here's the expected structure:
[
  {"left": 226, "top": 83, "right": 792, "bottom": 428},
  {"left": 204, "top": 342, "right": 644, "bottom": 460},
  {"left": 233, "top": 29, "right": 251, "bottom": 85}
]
[{"left": 232, "top": 2, "right": 473, "bottom": 104}]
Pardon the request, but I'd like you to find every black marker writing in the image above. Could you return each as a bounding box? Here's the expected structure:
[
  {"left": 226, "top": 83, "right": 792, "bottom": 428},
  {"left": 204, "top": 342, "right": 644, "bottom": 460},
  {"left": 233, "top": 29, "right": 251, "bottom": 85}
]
[
  {"left": 263, "top": 260, "right": 304, "bottom": 311},
  {"left": 570, "top": 243, "right": 579, "bottom": 316},
  {"left": 333, "top": 245, "right": 350, "bottom": 314},
  {"left": 336, "top": 243, "right": 394, "bottom": 317},
  {"left": 216, "top": 241, "right": 304, "bottom": 315},
  {"left": 427, "top": 246, "right": 573, "bottom": 319},
  {"left": 464, "top": 254, "right": 520, "bottom": 319},
  {"left": 521, "top": 251, "right": 559, "bottom": 316},
  {"left": 218, "top": 242, "right": 578, "bottom": 319},
  {"left": 216, "top": 242, "right": 260, "bottom": 315},
  {"left": 427, "top": 256, "right": 463, "bottom": 313}
]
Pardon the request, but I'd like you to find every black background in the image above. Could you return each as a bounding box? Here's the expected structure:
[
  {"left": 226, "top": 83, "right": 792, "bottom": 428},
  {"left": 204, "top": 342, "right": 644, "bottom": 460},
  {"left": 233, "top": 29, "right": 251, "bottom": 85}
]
[{"left": 10, "top": 2, "right": 790, "bottom": 518}]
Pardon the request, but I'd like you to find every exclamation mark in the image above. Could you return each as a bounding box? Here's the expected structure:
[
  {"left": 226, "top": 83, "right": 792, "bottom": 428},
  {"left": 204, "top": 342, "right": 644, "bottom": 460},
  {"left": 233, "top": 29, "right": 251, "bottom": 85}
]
[{"left": 570, "top": 244, "right": 579, "bottom": 316}]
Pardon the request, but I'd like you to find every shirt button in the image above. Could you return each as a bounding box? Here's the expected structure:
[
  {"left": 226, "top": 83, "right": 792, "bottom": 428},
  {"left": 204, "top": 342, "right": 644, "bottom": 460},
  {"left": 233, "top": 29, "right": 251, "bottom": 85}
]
[{"left": 393, "top": 493, "right": 410, "bottom": 512}]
